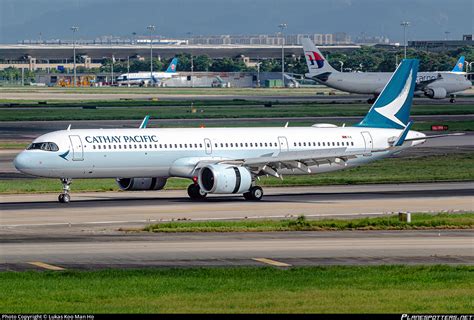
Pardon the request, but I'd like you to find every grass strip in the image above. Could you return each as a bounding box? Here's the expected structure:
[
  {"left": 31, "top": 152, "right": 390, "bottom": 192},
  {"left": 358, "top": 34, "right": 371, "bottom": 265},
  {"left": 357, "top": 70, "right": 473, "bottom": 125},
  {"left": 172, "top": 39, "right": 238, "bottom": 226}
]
[
  {"left": 0, "top": 103, "right": 472, "bottom": 121},
  {"left": 1, "top": 153, "right": 472, "bottom": 194},
  {"left": 143, "top": 213, "right": 474, "bottom": 233},
  {"left": 0, "top": 265, "right": 472, "bottom": 313}
]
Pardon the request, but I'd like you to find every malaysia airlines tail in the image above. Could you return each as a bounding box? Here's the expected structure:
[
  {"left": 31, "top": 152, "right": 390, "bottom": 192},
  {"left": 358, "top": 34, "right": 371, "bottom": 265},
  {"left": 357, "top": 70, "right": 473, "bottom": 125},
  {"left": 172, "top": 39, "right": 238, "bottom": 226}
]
[
  {"left": 301, "top": 38, "right": 337, "bottom": 77},
  {"left": 166, "top": 58, "right": 179, "bottom": 73},
  {"left": 451, "top": 56, "right": 465, "bottom": 72},
  {"left": 356, "top": 59, "right": 418, "bottom": 129}
]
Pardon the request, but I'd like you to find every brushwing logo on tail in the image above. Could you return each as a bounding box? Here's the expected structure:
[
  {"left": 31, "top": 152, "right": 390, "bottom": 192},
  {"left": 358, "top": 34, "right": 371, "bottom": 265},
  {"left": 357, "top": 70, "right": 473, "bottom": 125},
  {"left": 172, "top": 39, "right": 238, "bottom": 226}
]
[
  {"left": 305, "top": 51, "right": 324, "bottom": 68},
  {"left": 374, "top": 69, "right": 413, "bottom": 128}
]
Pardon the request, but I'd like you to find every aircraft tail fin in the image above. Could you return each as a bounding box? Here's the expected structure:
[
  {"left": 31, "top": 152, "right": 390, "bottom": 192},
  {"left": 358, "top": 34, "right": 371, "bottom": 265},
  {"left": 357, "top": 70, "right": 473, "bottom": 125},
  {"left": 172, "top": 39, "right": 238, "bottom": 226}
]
[
  {"left": 451, "top": 56, "right": 465, "bottom": 72},
  {"left": 355, "top": 59, "right": 419, "bottom": 129},
  {"left": 301, "top": 38, "right": 337, "bottom": 76},
  {"left": 166, "top": 58, "right": 178, "bottom": 73}
]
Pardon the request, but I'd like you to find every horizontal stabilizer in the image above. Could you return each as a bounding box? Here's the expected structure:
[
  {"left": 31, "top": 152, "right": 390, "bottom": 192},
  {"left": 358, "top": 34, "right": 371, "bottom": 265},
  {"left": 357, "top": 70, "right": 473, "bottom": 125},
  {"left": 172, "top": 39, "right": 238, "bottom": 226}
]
[{"left": 393, "top": 121, "right": 413, "bottom": 146}]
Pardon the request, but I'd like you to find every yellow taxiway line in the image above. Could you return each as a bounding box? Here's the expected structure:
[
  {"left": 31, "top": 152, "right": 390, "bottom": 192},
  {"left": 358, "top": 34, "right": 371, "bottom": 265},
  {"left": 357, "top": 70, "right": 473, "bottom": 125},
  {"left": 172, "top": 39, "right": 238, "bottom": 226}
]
[
  {"left": 253, "top": 258, "right": 292, "bottom": 267},
  {"left": 28, "top": 261, "right": 65, "bottom": 271}
]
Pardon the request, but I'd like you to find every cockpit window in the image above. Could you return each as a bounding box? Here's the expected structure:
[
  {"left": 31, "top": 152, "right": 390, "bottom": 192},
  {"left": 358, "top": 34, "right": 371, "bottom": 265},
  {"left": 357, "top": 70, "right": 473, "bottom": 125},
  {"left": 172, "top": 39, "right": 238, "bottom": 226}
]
[{"left": 27, "top": 142, "right": 59, "bottom": 152}]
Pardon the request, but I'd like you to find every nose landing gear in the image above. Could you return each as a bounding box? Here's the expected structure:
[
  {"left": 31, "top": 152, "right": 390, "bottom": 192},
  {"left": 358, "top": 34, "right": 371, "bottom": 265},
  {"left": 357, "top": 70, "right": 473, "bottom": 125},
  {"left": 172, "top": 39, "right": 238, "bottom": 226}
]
[{"left": 58, "top": 178, "right": 72, "bottom": 203}]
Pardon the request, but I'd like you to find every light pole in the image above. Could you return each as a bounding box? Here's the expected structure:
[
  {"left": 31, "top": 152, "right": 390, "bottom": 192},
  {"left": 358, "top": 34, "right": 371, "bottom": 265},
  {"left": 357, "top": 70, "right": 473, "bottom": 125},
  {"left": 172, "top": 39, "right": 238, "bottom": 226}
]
[
  {"left": 278, "top": 23, "right": 287, "bottom": 87},
  {"left": 147, "top": 25, "right": 156, "bottom": 86},
  {"left": 256, "top": 61, "right": 262, "bottom": 87},
  {"left": 400, "top": 21, "right": 410, "bottom": 59},
  {"left": 70, "top": 26, "right": 79, "bottom": 87},
  {"left": 190, "top": 55, "right": 194, "bottom": 88},
  {"left": 127, "top": 55, "right": 130, "bottom": 87}
]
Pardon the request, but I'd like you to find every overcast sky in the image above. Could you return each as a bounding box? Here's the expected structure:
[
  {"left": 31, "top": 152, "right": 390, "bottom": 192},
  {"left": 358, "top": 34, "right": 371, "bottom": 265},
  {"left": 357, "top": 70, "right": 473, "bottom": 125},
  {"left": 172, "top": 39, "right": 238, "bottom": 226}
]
[{"left": 0, "top": 0, "right": 473, "bottom": 43}]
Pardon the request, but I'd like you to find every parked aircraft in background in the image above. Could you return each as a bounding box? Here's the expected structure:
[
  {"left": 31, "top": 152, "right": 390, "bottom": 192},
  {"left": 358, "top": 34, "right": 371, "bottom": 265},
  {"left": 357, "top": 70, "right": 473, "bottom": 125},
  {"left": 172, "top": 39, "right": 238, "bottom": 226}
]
[
  {"left": 14, "top": 59, "right": 461, "bottom": 203},
  {"left": 116, "top": 57, "right": 178, "bottom": 86},
  {"left": 302, "top": 38, "right": 471, "bottom": 103}
]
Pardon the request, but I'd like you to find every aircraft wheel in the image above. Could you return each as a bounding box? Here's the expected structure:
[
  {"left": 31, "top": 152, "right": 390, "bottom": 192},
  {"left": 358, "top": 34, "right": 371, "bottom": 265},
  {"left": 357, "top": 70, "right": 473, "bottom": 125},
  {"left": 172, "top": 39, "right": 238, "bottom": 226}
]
[
  {"left": 450, "top": 98, "right": 456, "bottom": 103},
  {"left": 245, "top": 186, "right": 263, "bottom": 201},
  {"left": 58, "top": 193, "right": 70, "bottom": 203},
  {"left": 187, "top": 184, "right": 207, "bottom": 200}
]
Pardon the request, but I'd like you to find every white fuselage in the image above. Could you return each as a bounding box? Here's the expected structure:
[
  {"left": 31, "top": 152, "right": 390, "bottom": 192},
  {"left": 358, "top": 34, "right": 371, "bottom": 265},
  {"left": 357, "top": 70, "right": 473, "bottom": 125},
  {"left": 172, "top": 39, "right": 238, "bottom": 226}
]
[
  {"left": 14, "top": 126, "right": 426, "bottom": 180},
  {"left": 116, "top": 72, "right": 177, "bottom": 86},
  {"left": 313, "top": 71, "right": 471, "bottom": 96}
]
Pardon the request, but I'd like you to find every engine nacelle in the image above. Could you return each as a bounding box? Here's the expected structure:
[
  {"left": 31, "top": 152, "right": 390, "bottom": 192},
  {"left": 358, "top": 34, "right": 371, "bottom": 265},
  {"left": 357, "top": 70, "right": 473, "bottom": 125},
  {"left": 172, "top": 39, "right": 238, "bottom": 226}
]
[
  {"left": 424, "top": 87, "right": 447, "bottom": 99},
  {"left": 116, "top": 177, "right": 167, "bottom": 191},
  {"left": 198, "top": 164, "right": 252, "bottom": 194}
]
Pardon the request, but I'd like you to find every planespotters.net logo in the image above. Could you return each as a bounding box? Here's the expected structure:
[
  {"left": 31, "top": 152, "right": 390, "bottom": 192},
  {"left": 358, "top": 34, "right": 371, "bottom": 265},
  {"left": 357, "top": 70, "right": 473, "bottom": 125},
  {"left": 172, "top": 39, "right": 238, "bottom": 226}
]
[
  {"left": 401, "top": 315, "right": 474, "bottom": 320},
  {"left": 305, "top": 51, "right": 324, "bottom": 68}
]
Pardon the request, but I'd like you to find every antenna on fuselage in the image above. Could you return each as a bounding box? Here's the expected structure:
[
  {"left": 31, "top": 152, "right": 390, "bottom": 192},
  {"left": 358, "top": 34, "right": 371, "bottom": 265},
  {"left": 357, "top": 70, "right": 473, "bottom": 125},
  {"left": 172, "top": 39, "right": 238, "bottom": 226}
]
[
  {"left": 67, "top": 124, "right": 71, "bottom": 131},
  {"left": 284, "top": 122, "right": 289, "bottom": 128}
]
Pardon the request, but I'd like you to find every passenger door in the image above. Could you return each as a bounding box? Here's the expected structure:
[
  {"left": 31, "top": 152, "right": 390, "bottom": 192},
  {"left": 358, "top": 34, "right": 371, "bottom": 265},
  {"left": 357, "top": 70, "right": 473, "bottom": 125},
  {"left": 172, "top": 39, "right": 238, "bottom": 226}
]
[
  {"left": 278, "top": 136, "right": 289, "bottom": 152},
  {"left": 204, "top": 138, "right": 212, "bottom": 155},
  {"left": 361, "top": 131, "right": 373, "bottom": 153},
  {"left": 69, "top": 135, "right": 84, "bottom": 161}
]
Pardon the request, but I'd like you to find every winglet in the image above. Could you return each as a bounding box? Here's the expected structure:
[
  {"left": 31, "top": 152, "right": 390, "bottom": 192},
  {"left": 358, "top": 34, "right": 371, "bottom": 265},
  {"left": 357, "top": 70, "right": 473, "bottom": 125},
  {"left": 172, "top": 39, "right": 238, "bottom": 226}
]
[
  {"left": 139, "top": 115, "right": 150, "bottom": 129},
  {"left": 393, "top": 121, "right": 413, "bottom": 146}
]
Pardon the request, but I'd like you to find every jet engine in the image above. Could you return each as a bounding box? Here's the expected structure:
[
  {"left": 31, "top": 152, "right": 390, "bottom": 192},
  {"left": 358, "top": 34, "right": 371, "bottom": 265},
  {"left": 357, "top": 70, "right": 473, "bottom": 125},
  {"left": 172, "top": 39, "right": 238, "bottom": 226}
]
[
  {"left": 198, "top": 164, "right": 252, "bottom": 194},
  {"left": 116, "top": 177, "right": 167, "bottom": 191},
  {"left": 424, "top": 87, "right": 447, "bottom": 99}
]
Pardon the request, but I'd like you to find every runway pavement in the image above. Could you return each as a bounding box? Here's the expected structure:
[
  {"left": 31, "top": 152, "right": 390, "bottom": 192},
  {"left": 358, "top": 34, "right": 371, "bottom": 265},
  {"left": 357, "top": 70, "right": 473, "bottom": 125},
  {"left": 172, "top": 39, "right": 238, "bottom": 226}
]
[
  {"left": 1, "top": 182, "right": 472, "bottom": 228},
  {"left": 1, "top": 91, "right": 473, "bottom": 104},
  {"left": 1, "top": 182, "right": 472, "bottom": 270},
  {"left": 1, "top": 230, "right": 472, "bottom": 271}
]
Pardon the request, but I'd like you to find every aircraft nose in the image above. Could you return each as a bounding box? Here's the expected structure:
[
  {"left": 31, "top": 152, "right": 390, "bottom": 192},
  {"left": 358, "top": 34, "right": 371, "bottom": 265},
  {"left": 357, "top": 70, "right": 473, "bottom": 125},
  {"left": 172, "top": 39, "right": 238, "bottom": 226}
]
[{"left": 13, "top": 151, "right": 30, "bottom": 172}]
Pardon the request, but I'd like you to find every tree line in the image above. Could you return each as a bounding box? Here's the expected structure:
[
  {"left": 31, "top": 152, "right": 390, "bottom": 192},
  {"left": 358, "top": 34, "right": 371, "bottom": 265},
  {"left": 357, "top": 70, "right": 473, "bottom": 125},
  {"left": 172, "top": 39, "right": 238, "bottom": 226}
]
[{"left": 1, "top": 46, "right": 473, "bottom": 82}]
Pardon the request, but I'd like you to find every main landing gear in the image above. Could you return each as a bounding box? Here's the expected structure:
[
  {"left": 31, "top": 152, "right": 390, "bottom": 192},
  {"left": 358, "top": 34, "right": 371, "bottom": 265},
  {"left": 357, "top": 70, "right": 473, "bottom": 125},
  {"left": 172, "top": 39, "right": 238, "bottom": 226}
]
[
  {"left": 187, "top": 183, "right": 207, "bottom": 200},
  {"left": 58, "top": 178, "right": 72, "bottom": 203},
  {"left": 243, "top": 186, "right": 263, "bottom": 201},
  {"left": 450, "top": 95, "right": 456, "bottom": 103}
]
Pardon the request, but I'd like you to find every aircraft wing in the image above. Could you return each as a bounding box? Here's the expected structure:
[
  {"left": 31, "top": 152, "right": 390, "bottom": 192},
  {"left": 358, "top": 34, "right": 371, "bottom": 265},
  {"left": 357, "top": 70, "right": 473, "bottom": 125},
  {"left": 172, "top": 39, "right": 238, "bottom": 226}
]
[{"left": 192, "top": 148, "right": 365, "bottom": 177}]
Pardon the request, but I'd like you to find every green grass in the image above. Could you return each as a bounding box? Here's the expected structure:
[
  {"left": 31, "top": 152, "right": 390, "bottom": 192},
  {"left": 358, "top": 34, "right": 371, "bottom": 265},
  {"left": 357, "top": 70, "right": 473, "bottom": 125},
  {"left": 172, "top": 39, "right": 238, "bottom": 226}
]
[
  {"left": 0, "top": 86, "right": 325, "bottom": 96},
  {"left": 0, "top": 103, "right": 472, "bottom": 121},
  {"left": 0, "top": 266, "right": 472, "bottom": 313},
  {"left": 0, "top": 141, "right": 29, "bottom": 149},
  {"left": 144, "top": 213, "right": 474, "bottom": 233},
  {"left": 1, "top": 153, "right": 472, "bottom": 194}
]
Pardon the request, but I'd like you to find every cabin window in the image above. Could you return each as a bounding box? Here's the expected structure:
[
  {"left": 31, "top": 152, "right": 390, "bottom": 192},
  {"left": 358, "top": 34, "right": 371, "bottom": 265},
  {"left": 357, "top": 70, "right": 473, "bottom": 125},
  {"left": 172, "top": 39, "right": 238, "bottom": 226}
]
[
  {"left": 225, "top": 143, "right": 228, "bottom": 147},
  {"left": 194, "top": 143, "right": 198, "bottom": 148},
  {"left": 200, "top": 144, "right": 203, "bottom": 148}
]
